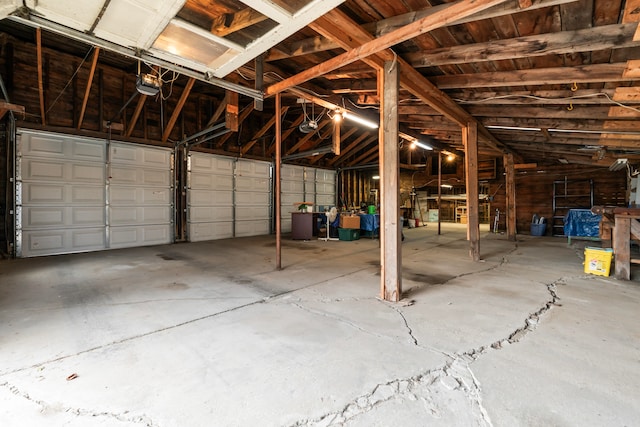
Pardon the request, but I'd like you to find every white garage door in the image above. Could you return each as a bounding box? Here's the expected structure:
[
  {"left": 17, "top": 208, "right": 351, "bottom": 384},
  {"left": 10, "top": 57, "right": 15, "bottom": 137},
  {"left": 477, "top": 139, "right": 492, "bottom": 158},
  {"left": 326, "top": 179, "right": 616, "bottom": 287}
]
[
  {"left": 108, "top": 142, "right": 173, "bottom": 249},
  {"left": 16, "top": 130, "right": 173, "bottom": 257},
  {"left": 188, "top": 152, "right": 234, "bottom": 241},
  {"left": 280, "top": 164, "right": 305, "bottom": 233},
  {"left": 17, "top": 130, "right": 107, "bottom": 257},
  {"left": 235, "top": 158, "right": 272, "bottom": 237},
  {"left": 315, "top": 168, "right": 336, "bottom": 210},
  {"left": 187, "top": 153, "right": 272, "bottom": 241}
]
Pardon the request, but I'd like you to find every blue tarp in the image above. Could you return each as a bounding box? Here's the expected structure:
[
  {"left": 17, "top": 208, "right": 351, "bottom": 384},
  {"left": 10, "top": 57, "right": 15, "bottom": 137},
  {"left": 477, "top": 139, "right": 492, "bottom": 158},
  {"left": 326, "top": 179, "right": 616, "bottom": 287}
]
[
  {"left": 358, "top": 213, "right": 380, "bottom": 231},
  {"left": 564, "top": 209, "right": 601, "bottom": 237}
]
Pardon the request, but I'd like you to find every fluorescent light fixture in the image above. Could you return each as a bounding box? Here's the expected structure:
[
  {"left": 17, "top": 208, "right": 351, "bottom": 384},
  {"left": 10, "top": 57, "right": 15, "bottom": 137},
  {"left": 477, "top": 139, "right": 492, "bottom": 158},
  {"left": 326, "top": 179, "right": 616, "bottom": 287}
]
[
  {"left": 549, "top": 128, "right": 640, "bottom": 135},
  {"left": 486, "top": 125, "right": 541, "bottom": 132},
  {"left": 558, "top": 158, "right": 569, "bottom": 164},
  {"left": 342, "top": 111, "right": 379, "bottom": 129},
  {"left": 413, "top": 141, "right": 433, "bottom": 151},
  {"left": 440, "top": 184, "right": 453, "bottom": 189},
  {"left": 372, "top": 175, "right": 380, "bottom": 180}
]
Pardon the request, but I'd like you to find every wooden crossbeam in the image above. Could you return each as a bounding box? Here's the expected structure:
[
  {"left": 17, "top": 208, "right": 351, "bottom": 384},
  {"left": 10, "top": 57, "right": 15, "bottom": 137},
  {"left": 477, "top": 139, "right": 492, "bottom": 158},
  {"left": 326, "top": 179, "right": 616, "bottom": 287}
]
[
  {"left": 265, "top": 0, "right": 510, "bottom": 96},
  {"left": 211, "top": 8, "right": 268, "bottom": 37},
  {"left": 216, "top": 104, "right": 254, "bottom": 148}
]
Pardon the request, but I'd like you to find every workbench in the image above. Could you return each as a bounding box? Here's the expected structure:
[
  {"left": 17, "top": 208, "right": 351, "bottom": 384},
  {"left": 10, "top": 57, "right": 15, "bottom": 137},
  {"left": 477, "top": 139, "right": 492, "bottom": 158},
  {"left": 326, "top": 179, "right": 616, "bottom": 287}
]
[{"left": 591, "top": 206, "right": 640, "bottom": 280}]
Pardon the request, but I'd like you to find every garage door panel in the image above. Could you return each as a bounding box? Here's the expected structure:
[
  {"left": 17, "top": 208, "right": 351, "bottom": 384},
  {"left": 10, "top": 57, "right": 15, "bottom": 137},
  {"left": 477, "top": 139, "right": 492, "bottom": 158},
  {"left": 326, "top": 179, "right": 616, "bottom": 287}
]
[
  {"left": 110, "top": 186, "right": 171, "bottom": 205},
  {"left": 23, "top": 206, "right": 104, "bottom": 228},
  {"left": 316, "top": 194, "right": 335, "bottom": 206},
  {"left": 236, "top": 176, "right": 269, "bottom": 191},
  {"left": 236, "top": 159, "right": 270, "bottom": 177},
  {"left": 235, "top": 220, "right": 270, "bottom": 237},
  {"left": 189, "top": 222, "right": 233, "bottom": 241},
  {"left": 235, "top": 191, "right": 270, "bottom": 206},
  {"left": 110, "top": 166, "right": 171, "bottom": 187},
  {"left": 109, "top": 225, "right": 172, "bottom": 248},
  {"left": 22, "top": 228, "right": 106, "bottom": 257},
  {"left": 316, "top": 169, "right": 335, "bottom": 183},
  {"left": 316, "top": 182, "right": 335, "bottom": 194},
  {"left": 190, "top": 153, "right": 234, "bottom": 173},
  {"left": 22, "top": 159, "right": 105, "bottom": 183},
  {"left": 110, "top": 144, "right": 171, "bottom": 167},
  {"left": 21, "top": 133, "right": 106, "bottom": 162},
  {"left": 281, "top": 179, "right": 304, "bottom": 193},
  {"left": 282, "top": 165, "right": 305, "bottom": 180},
  {"left": 235, "top": 206, "right": 269, "bottom": 220},
  {"left": 23, "top": 183, "right": 65, "bottom": 204},
  {"left": 189, "top": 206, "right": 233, "bottom": 222},
  {"left": 190, "top": 173, "right": 233, "bottom": 190},
  {"left": 110, "top": 206, "right": 171, "bottom": 225},
  {"left": 189, "top": 189, "right": 232, "bottom": 206}
]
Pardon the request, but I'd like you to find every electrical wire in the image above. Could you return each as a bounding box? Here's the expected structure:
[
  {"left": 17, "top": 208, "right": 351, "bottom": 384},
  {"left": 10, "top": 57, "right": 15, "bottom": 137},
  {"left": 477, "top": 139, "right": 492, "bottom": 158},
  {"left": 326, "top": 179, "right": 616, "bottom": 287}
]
[{"left": 46, "top": 46, "right": 95, "bottom": 114}]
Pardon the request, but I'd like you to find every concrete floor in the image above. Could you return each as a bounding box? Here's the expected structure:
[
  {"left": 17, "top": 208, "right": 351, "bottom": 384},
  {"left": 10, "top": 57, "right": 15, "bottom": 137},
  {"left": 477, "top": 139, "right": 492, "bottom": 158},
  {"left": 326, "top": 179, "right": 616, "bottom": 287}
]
[{"left": 1, "top": 223, "right": 639, "bottom": 426}]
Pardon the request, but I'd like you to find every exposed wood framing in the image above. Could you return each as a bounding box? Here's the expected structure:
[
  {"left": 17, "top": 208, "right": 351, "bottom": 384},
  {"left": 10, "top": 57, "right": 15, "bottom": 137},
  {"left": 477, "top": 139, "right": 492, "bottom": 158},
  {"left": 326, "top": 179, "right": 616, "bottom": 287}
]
[
  {"left": 505, "top": 153, "right": 517, "bottom": 240},
  {"left": 266, "top": 113, "right": 305, "bottom": 156},
  {"left": 284, "top": 119, "right": 331, "bottom": 155},
  {"left": 240, "top": 106, "right": 289, "bottom": 156},
  {"left": 380, "top": 60, "right": 401, "bottom": 302},
  {"left": 211, "top": 8, "right": 268, "bottom": 37},
  {"left": 464, "top": 122, "right": 480, "bottom": 261},
  {"left": 206, "top": 97, "right": 228, "bottom": 127},
  {"left": 226, "top": 90, "right": 239, "bottom": 132},
  {"left": 77, "top": 47, "right": 100, "bottom": 130},
  {"left": 216, "top": 104, "right": 254, "bottom": 148},
  {"left": 36, "top": 27, "right": 45, "bottom": 126},
  {"left": 265, "top": 0, "right": 510, "bottom": 96},
  {"left": 327, "top": 132, "right": 374, "bottom": 166},
  {"left": 162, "top": 77, "right": 195, "bottom": 143},
  {"left": 125, "top": 94, "right": 147, "bottom": 138}
]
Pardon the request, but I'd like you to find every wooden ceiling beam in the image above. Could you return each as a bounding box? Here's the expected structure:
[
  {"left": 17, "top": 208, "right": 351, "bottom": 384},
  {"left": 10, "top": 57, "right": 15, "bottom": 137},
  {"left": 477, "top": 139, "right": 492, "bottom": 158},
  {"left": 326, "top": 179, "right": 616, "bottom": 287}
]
[
  {"left": 266, "top": 0, "right": 578, "bottom": 61},
  {"left": 309, "top": 127, "right": 358, "bottom": 165},
  {"left": 404, "top": 23, "right": 639, "bottom": 68},
  {"left": 433, "top": 63, "right": 629, "bottom": 89},
  {"left": 265, "top": 0, "right": 511, "bottom": 96}
]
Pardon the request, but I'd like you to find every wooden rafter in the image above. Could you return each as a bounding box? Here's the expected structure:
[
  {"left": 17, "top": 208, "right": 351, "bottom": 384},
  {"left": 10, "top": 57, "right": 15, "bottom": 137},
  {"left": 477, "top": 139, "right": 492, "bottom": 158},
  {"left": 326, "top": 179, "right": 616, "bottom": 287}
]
[
  {"left": 77, "top": 47, "right": 100, "bottom": 130},
  {"left": 265, "top": 0, "right": 510, "bottom": 96},
  {"left": 240, "top": 106, "right": 289, "bottom": 156},
  {"left": 211, "top": 8, "right": 268, "bottom": 37},
  {"left": 125, "top": 94, "right": 147, "bottom": 138},
  {"left": 162, "top": 77, "right": 196, "bottom": 143},
  {"left": 327, "top": 133, "right": 375, "bottom": 167},
  {"left": 347, "top": 144, "right": 379, "bottom": 167},
  {"left": 206, "top": 97, "right": 228, "bottom": 128},
  {"left": 310, "top": 127, "right": 357, "bottom": 164},
  {"left": 266, "top": 113, "right": 305, "bottom": 156},
  {"left": 266, "top": 0, "right": 577, "bottom": 61},
  {"left": 0, "top": 101, "right": 25, "bottom": 120}
]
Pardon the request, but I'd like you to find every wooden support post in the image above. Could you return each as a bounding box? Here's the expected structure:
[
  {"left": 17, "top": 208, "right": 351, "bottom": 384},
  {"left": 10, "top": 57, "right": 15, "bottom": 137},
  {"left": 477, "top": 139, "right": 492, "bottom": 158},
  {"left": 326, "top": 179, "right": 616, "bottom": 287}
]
[
  {"left": 226, "top": 90, "right": 239, "bottom": 131},
  {"left": 614, "top": 216, "right": 631, "bottom": 280},
  {"left": 380, "top": 60, "right": 401, "bottom": 302},
  {"left": 254, "top": 54, "right": 264, "bottom": 111},
  {"left": 464, "top": 122, "right": 480, "bottom": 261},
  {"left": 333, "top": 114, "right": 341, "bottom": 155},
  {"left": 36, "top": 28, "right": 46, "bottom": 126},
  {"left": 504, "top": 152, "right": 517, "bottom": 240},
  {"left": 275, "top": 93, "right": 282, "bottom": 270}
]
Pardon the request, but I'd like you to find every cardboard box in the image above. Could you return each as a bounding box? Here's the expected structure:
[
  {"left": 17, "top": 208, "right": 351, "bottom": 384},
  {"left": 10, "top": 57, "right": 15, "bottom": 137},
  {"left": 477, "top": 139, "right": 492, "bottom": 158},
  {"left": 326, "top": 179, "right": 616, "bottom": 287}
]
[{"left": 340, "top": 214, "right": 361, "bottom": 229}]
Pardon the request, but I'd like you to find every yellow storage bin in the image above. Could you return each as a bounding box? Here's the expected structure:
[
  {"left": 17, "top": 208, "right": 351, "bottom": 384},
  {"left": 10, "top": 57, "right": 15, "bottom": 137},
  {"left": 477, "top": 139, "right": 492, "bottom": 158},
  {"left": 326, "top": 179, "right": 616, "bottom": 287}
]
[{"left": 584, "top": 247, "right": 613, "bottom": 276}]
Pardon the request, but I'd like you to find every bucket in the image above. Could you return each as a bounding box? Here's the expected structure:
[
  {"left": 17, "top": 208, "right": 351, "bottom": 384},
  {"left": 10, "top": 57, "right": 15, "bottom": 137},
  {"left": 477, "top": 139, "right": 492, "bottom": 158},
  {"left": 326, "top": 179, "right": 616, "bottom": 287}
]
[
  {"left": 408, "top": 218, "right": 416, "bottom": 228},
  {"left": 368, "top": 205, "right": 376, "bottom": 214},
  {"left": 584, "top": 247, "right": 613, "bottom": 276},
  {"left": 530, "top": 223, "right": 546, "bottom": 236}
]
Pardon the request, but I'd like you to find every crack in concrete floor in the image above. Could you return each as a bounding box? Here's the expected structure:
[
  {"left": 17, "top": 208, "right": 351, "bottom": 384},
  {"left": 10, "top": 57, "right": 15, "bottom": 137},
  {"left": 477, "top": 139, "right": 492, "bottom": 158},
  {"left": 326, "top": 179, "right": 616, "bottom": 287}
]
[
  {"left": 289, "top": 272, "right": 564, "bottom": 427},
  {"left": 0, "top": 381, "right": 158, "bottom": 426}
]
